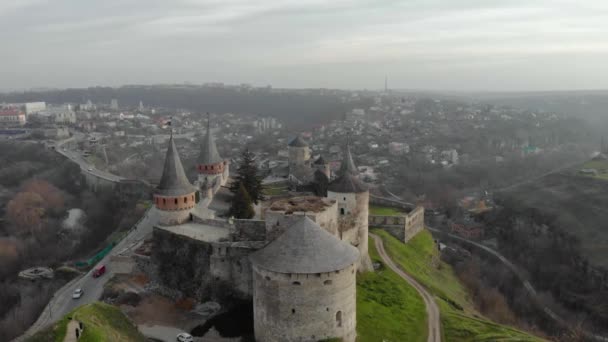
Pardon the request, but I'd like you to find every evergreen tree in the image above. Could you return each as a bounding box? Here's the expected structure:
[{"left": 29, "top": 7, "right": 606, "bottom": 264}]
[
  {"left": 228, "top": 183, "right": 255, "bottom": 219},
  {"left": 229, "top": 149, "right": 264, "bottom": 204},
  {"left": 312, "top": 169, "right": 329, "bottom": 197}
]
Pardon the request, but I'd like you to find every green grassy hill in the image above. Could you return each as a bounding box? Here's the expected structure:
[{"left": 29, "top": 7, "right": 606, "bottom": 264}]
[
  {"left": 27, "top": 302, "right": 145, "bottom": 342},
  {"left": 373, "top": 229, "right": 543, "bottom": 342},
  {"left": 369, "top": 205, "right": 407, "bottom": 216},
  {"left": 357, "top": 239, "right": 427, "bottom": 342},
  {"left": 580, "top": 159, "right": 608, "bottom": 180}
]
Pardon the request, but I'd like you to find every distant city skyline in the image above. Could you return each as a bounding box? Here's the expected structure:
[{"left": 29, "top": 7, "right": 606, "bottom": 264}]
[{"left": 1, "top": 0, "right": 608, "bottom": 92}]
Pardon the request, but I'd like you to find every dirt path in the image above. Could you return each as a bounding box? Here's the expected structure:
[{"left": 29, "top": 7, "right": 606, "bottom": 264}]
[
  {"left": 370, "top": 233, "right": 441, "bottom": 342},
  {"left": 63, "top": 320, "right": 80, "bottom": 342}
]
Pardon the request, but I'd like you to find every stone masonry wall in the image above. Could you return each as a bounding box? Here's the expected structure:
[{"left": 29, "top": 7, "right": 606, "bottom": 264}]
[
  {"left": 152, "top": 227, "right": 260, "bottom": 301},
  {"left": 253, "top": 264, "right": 357, "bottom": 342},
  {"left": 368, "top": 206, "right": 425, "bottom": 243},
  {"left": 264, "top": 203, "right": 339, "bottom": 243}
]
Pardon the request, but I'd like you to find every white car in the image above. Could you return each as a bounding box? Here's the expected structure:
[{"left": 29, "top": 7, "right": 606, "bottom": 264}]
[
  {"left": 72, "top": 288, "right": 84, "bottom": 299},
  {"left": 87, "top": 167, "right": 93, "bottom": 171},
  {"left": 176, "top": 332, "right": 193, "bottom": 342}
]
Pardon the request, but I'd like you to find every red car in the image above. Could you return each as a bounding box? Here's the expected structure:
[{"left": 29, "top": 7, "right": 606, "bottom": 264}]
[{"left": 92, "top": 265, "right": 106, "bottom": 278}]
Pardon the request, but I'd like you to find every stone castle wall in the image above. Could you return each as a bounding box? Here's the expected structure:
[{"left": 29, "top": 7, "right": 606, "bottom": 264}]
[
  {"left": 252, "top": 264, "right": 357, "bottom": 342},
  {"left": 288, "top": 146, "right": 311, "bottom": 167},
  {"left": 264, "top": 202, "right": 339, "bottom": 242},
  {"left": 368, "top": 206, "right": 425, "bottom": 243},
  {"left": 157, "top": 207, "right": 194, "bottom": 226},
  {"left": 152, "top": 227, "right": 264, "bottom": 300},
  {"left": 233, "top": 219, "right": 267, "bottom": 241},
  {"left": 327, "top": 191, "right": 371, "bottom": 272}
]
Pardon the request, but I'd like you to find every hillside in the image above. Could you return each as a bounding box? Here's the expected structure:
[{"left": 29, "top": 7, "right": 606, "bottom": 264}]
[
  {"left": 27, "top": 302, "right": 145, "bottom": 342},
  {"left": 499, "top": 166, "right": 608, "bottom": 268},
  {"left": 373, "top": 229, "right": 543, "bottom": 342},
  {"left": 357, "top": 238, "right": 427, "bottom": 341}
]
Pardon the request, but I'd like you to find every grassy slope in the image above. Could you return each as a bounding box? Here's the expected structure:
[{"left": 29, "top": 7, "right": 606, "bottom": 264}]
[
  {"left": 369, "top": 205, "right": 405, "bottom": 216},
  {"left": 581, "top": 160, "right": 608, "bottom": 180},
  {"left": 357, "top": 237, "right": 427, "bottom": 342},
  {"left": 373, "top": 229, "right": 543, "bottom": 342},
  {"left": 27, "top": 302, "right": 145, "bottom": 342}
]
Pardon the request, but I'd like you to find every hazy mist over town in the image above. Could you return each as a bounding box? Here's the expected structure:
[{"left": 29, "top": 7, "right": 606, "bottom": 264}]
[{"left": 2, "top": 1, "right": 608, "bottom": 342}]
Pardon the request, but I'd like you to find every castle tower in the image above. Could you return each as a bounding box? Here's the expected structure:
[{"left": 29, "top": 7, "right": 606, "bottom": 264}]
[
  {"left": 196, "top": 114, "right": 229, "bottom": 198},
  {"left": 326, "top": 144, "right": 372, "bottom": 272},
  {"left": 288, "top": 135, "right": 311, "bottom": 169},
  {"left": 154, "top": 133, "right": 197, "bottom": 225},
  {"left": 313, "top": 155, "right": 331, "bottom": 179},
  {"left": 250, "top": 217, "right": 359, "bottom": 342}
]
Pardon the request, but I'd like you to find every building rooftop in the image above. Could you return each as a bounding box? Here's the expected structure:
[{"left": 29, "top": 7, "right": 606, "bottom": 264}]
[
  {"left": 249, "top": 217, "right": 359, "bottom": 274},
  {"left": 0, "top": 109, "right": 23, "bottom": 116},
  {"left": 328, "top": 144, "right": 368, "bottom": 193},
  {"left": 268, "top": 196, "right": 335, "bottom": 214},
  {"left": 155, "top": 222, "right": 230, "bottom": 243},
  {"left": 288, "top": 135, "right": 308, "bottom": 147},
  {"left": 156, "top": 134, "right": 196, "bottom": 196},
  {"left": 198, "top": 114, "right": 224, "bottom": 165}
]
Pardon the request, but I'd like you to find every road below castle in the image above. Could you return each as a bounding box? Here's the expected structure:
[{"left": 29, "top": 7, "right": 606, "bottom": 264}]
[{"left": 370, "top": 233, "right": 441, "bottom": 342}]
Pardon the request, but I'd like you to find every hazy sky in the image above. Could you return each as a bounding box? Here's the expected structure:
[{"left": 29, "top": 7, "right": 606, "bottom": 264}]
[{"left": 1, "top": 0, "right": 608, "bottom": 91}]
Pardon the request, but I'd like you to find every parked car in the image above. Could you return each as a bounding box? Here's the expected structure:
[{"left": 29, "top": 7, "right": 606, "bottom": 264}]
[
  {"left": 176, "top": 332, "right": 193, "bottom": 342},
  {"left": 92, "top": 265, "right": 106, "bottom": 278},
  {"left": 72, "top": 288, "right": 84, "bottom": 299}
]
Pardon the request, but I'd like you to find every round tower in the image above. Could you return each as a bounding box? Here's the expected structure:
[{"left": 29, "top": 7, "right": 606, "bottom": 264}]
[
  {"left": 154, "top": 134, "right": 197, "bottom": 225},
  {"left": 326, "top": 144, "right": 372, "bottom": 272},
  {"left": 197, "top": 114, "right": 229, "bottom": 198},
  {"left": 288, "top": 135, "right": 311, "bottom": 169},
  {"left": 250, "top": 217, "right": 359, "bottom": 342}
]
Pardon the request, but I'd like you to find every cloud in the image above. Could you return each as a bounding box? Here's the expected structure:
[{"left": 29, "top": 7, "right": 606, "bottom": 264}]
[{"left": 0, "top": 0, "right": 607, "bottom": 91}]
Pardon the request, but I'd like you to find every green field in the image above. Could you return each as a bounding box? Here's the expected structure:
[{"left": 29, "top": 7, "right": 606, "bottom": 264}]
[
  {"left": 28, "top": 302, "right": 145, "bottom": 342},
  {"left": 373, "top": 229, "right": 543, "bottom": 342},
  {"left": 357, "top": 238, "right": 427, "bottom": 342},
  {"left": 263, "top": 183, "right": 289, "bottom": 196},
  {"left": 581, "top": 159, "right": 608, "bottom": 180},
  {"left": 369, "top": 205, "right": 404, "bottom": 216}
]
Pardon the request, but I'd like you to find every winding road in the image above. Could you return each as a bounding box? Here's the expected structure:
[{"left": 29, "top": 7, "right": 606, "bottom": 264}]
[
  {"left": 427, "top": 226, "right": 608, "bottom": 342},
  {"left": 370, "top": 233, "right": 442, "bottom": 342}
]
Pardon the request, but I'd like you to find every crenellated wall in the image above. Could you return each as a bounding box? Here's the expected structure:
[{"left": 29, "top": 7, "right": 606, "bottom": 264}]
[
  {"left": 369, "top": 206, "right": 425, "bottom": 243},
  {"left": 264, "top": 201, "right": 339, "bottom": 242}
]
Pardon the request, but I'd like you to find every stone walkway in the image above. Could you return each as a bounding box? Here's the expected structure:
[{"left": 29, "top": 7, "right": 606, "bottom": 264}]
[{"left": 63, "top": 320, "right": 81, "bottom": 342}]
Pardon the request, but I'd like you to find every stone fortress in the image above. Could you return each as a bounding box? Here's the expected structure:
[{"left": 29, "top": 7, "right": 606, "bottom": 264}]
[{"left": 149, "top": 117, "right": 424, "bottom": 341}]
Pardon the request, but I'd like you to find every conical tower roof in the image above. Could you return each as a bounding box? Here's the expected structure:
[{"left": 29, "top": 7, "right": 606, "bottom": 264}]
[
  {"left": 157, "top": 134, "right": 196, "bottom": 196},
  {"left": 339, "top": 144, "right": 358, "bottom": 175},
  {"left": 250, "top": 217, "right": 359, "bottom": 274},
  {"left": 328, "top": 144, "right": 368, "bottom": 193},
  {"left": 288, "top": 135, "right": 308, "bottom": 147},
  {"left": 198, "top": 114, "right": 223, "bottom": 165},
  {"left": 314, "top": 155, "right": 327, "bottom": 165}
]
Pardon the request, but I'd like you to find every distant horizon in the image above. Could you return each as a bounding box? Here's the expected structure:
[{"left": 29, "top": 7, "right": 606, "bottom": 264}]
[{"left": 2, "top": 82, "right": 608, "bottom": 96}]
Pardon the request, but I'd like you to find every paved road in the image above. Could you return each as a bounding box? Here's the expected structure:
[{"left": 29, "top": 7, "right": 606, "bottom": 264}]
[
  {"left": 493, "top": 158, "right": 588, "bottom": 193},
  {"left": 370, "top": 233, "right": 441, "bottom": 342},
  {"left": 54, "top": 133, "right": 124, "bottom": 182},
  {"left": 427, "top": 226, "right": 608, "bottom": 341},
  {"left": 16, "top": 208, "right": 159, "bottom": 341}
]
